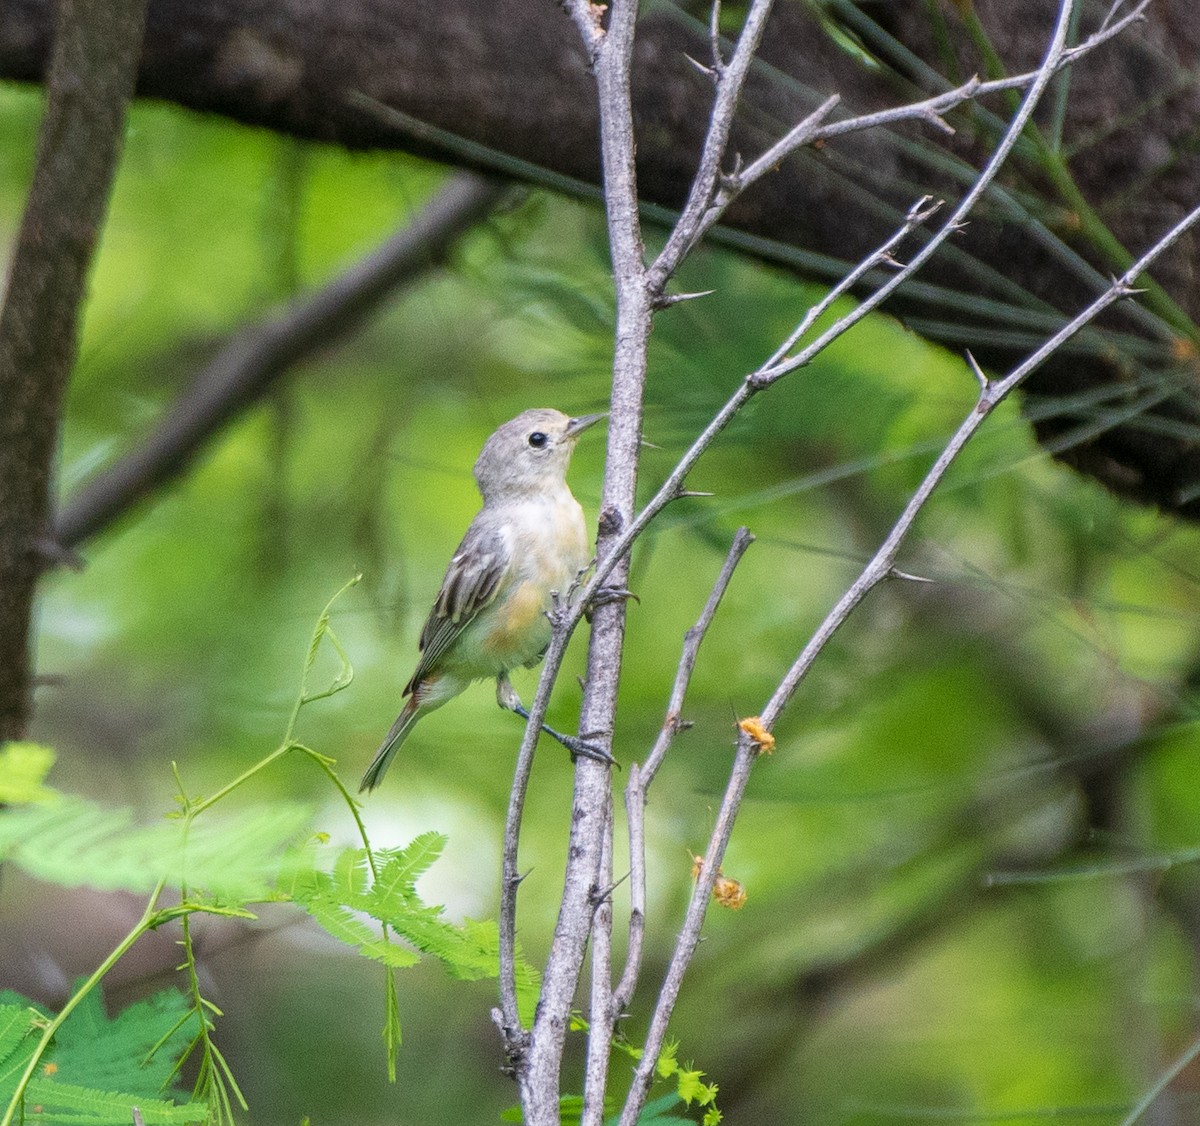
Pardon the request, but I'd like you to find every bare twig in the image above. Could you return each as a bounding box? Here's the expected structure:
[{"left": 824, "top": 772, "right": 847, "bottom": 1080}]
[
  {"left": 53, "top": 171, "right": 506, "bottom": 550},
  {"left": 618, "top": 2, "right": 1087, "bottom": 1116},
  {"left": 613, "top": 528, "right": 754, "bottom": 1017},
  {"left": 504, "top": 0, "right": 1172, "bottom": 1122},
  {"left": 563, "top": 194, "right": 944, "bottom": 638},
  {"left": 760, "top": 196, "right": 943, "bottom": 370},
  {"left": 562, "top": 0, "right": 1096, "bottom": 636},
  {"left": 617, "top": 742, "right": 757, "bottom": 1126},
  {"left": 645, "top": 0, "right": 1150, "bottom": 293},
  {"left": 648, "top": 0, "right": 777, "bottom": 289},
  {"left": 809, "top": 0, "right": 1150, "bottom": 148},
  {"left": 581, "top": 799, "right": 616, "bottom": 1126},
  {"left": 496, "top": 110, "right": 947, "bottom": 1108},
  {"left": 766, "top": 208, "right": 1200, "bottom": 730}
]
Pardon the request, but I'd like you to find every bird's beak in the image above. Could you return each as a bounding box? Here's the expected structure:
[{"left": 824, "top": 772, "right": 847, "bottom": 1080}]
[{"left": 565, "top": 412, "right": 606, "bottom": 439}]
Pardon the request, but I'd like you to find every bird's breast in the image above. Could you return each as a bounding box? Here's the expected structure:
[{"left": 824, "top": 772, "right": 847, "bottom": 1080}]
[{"left": 474, "top": 492, "right": 588, "bottom": 667}]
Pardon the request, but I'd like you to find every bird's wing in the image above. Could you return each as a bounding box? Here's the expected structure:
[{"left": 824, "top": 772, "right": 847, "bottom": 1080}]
[{"left": 405, "top": 522, "right": 510, "bottom": 693}]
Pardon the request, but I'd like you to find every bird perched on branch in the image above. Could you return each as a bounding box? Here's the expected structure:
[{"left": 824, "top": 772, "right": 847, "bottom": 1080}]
[{"left": 360, "top": 408, "right": 610, "bottom": 792}]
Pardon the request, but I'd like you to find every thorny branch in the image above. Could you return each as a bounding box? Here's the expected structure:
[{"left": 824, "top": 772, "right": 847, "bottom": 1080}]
[
  {"left": 506, "top": 0, "right": 652, "bottom": 1121},
  {"left": 648, "top": 0, "right": 777, "bottom": 289},
  {"left": 617, "top": 0, "right": 1083, "bottom": 1112},
  {"left": 496, "top": 1, "right": 1180, "bottom": 1123},
  {"left": 644, "top": 0, "right": 1152, "bottom": 295},
  {"left": 619, "top": 138, "right": 1200, "bottom": 1126}
]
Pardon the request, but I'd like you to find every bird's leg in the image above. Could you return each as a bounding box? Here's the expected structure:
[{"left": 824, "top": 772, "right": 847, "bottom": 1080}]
[{"left": 497, "top": 674, "right": 616, "bottom": 766}]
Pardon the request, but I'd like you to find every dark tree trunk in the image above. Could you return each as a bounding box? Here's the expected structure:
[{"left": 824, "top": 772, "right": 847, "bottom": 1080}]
[{"left": 0, "top": 0, "right": 148, "bottom": 738}]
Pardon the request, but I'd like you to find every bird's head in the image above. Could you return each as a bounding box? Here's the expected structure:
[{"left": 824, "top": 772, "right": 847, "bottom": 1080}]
[{"left": 473, "top": 408, "right": 604, "bottom": 501}]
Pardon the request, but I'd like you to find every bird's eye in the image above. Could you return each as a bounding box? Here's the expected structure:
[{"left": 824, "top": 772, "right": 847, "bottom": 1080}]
[{"left": 528, "top": 431, "right": 548, "bottom": 449}]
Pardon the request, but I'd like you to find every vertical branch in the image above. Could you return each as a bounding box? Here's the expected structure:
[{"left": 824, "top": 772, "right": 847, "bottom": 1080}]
[
  {"left": 519, "top": 1, "right": 651, "bottom": 1121},
  {"left": 581, "top": 799, "right": 616, "bottom": 1126},
  {"left": 0, "top": 0, "right": 149, "bottom": 738},
  {"left": 647, "top": 0, "right": 777, "bottom": 290}
]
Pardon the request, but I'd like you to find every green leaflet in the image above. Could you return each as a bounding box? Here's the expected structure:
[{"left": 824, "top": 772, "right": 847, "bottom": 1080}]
[
  {"left": 0, "top": 743, "right": 58, "bottom": 805},
  {"left": 286, "top": 835, "right": 540, "bottom": 1012}
]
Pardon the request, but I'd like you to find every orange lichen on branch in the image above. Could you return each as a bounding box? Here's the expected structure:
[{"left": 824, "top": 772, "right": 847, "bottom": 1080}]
[
  {"left": 712, "top": 874, "right": 747, "bottom": 910},
  {"left": 1171, "top": 335, "right": 1199, "bottom": 362},
  {"left": 690, "top": 853, "right": 748, "bottom": 911},
  {"left": 738, "top": 715, "right": 775, "bottom": 754}
]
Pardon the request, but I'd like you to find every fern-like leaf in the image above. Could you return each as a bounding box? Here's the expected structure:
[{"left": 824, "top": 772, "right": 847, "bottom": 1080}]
[
  {"left": 0, "top": 799, "right": 310, "bottom": 900},
  {"left": 283, "top": 838, "right": 540, "bottom": 1014},
  {"left": 22, "top": 1076, "right": 205, "bottom": 1124}
]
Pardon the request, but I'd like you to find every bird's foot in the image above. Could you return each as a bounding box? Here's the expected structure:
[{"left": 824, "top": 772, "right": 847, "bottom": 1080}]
[
  {"left": 556, "top": 728, "right": 619, "bottom": 767},
  {"left": 585, "top": 585, "right": 640, "bottom": 622},
  {"left": 511, "top": 703, "right": 617, "bottom": 766}
]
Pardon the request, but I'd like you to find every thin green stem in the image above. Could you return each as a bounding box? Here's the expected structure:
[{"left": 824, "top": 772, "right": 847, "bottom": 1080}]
[
  {"left": 178, "top": 912, "right": 248, "bottom": 1121},
  {"left": 1, "top": 877, "right": 170, "bottom": 1126},
  {"left": 186, "top": 740, "right": 296, "bottom": 818},
  {"left": 295, "top": 743, "right": 401, "bottom": 1075}
]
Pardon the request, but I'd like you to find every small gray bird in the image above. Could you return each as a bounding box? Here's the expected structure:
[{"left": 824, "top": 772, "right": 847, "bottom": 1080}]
[{"left": 360, "top": 408, "right": 608, "bottom": 792}]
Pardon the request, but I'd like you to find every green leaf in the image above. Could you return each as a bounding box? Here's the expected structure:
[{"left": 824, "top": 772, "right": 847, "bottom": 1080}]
[
  {"left": 0, "top": 989, "right": 205, "bottom": 1125},
  {"left": 376, "top": 831, "right": 446, "bottom": 889},
  {"left": 284, "top": 840, "right": 541, "bottom": 1014},
  {"left": 0, "top": 1004, "right": 40, "bottom": 1088},
  {"left": 300, "top": 895, "right": 420, "bottom": 968},
  {"left": 0, "top": 743, "right": 58, "bottom": 804},
  {"left": 23, "top": 1076, "right": 204, "bottom": 1123}
]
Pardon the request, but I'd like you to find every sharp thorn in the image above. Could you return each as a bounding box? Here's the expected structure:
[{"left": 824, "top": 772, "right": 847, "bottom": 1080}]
[
  {"left": 888, "top": 567, "right": 936, "bottom": 584},
  {"left": 591, "top": 871, "right": 630, "bottom": 906},
  {"left": 654, "top": 289, "right": 716, "bottom": 309},
  {"left": 964, "top": 349, "right": 991, "bottom": 391}
]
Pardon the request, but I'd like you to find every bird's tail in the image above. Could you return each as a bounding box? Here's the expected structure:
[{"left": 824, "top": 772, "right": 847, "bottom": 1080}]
[{"left": 359, "top": 696, "right": 422, "bottom": 792}]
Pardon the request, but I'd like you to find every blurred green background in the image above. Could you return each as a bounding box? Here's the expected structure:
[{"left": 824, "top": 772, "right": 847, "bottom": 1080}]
[{"left": 3, "top": 75, "right": 1200, "bottom": 1124}]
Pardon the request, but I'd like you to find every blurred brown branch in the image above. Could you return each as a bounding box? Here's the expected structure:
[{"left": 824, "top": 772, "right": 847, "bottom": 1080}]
[{"left": 51, "top": 171, "right": 507, "bottom": 551}]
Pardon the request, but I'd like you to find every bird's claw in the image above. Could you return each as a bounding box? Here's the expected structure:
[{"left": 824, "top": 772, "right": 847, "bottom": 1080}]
[
  {"left": 585, "top": 585, "right": 640, "bottom": 622},
  {"left": 558, "top": 730, "right": 619, "bottom": 768}
]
